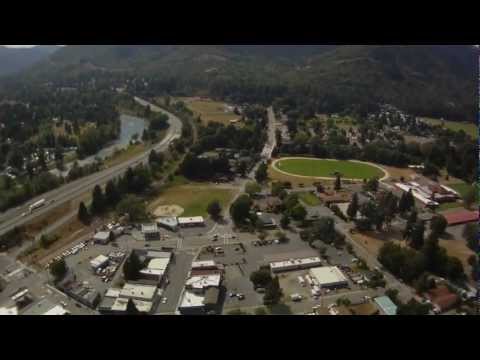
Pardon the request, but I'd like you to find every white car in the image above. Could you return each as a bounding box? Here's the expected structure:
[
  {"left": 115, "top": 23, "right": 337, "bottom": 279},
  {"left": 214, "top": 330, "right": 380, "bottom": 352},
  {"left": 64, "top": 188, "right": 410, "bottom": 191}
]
[{"left": 291, "top": 294, "right": 303, "bottom": 302}]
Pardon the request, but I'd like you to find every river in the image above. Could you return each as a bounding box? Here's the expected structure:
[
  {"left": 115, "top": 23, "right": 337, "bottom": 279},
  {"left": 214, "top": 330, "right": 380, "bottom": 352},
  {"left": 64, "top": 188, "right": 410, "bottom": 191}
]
[{"left": 51, "top": 114, "right": 148, "bottom": 177}]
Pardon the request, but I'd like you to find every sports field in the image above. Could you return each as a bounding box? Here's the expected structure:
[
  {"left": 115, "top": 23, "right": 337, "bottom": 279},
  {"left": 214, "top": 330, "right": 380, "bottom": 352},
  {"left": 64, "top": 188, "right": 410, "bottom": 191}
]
[{"left": 273, "top": 158, "right": 386, "bottom": 180}]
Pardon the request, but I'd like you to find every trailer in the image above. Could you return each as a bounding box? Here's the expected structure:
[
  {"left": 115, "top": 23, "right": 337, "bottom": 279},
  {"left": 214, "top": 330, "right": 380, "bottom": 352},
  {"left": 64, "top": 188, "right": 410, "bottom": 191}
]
[{"left": 29, "top": 199, "right": 46, "bottom": 213}]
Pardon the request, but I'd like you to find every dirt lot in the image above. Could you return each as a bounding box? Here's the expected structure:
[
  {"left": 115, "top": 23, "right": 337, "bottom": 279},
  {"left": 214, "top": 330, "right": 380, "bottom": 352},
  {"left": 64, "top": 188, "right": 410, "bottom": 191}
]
[
  {"left": 351, "top": 230, "right": 404, "bottom": 256},
  {"left": 381, "top": 166, "right": 417, "bottom": 182}
]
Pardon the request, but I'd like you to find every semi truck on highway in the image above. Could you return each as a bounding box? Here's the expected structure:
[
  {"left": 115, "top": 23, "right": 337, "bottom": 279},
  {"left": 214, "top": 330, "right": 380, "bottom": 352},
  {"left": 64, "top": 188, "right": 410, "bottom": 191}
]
[{"left": 29, "top": 199, "right": 46, "bottom": 214}]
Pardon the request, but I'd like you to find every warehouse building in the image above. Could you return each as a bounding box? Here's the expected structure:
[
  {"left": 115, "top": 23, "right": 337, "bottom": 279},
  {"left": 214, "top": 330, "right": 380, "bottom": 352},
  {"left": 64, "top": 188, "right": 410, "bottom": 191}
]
[
  {"left": 90, "top": 255, "right": 110, "bottom": 271},
  {"left": 270, "top": 257, "right": 322, "bottom": 273},
  {"left": 178, "top": 216, "right": 205, "bottom": 228},
  {"left": 309, "top": 267, "right": 349, "bottom": 289},
  {"left": 93, "top": 231, "right": 112, "bottom": 245}
]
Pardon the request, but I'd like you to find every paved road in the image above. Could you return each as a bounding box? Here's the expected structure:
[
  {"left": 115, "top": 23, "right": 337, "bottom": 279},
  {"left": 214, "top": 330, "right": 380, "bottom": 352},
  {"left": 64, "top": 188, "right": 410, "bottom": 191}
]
[
  {"left": 0, "top": 97, "right": 182, "bottom": 238},
  {"left": 335, "top": 221, "right": 415, "bottom": 303},
  {"left": 261, "top": 107, "right": 277, "bottom": 160}
]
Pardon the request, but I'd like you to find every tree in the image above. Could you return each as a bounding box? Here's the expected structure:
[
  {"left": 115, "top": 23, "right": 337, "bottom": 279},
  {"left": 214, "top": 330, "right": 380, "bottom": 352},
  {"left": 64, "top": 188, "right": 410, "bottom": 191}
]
[
  {"left": 237, "top": 161, "right": 248, "bottom": 177},
  {"left": 263, "top": 276, "right": 282, "bottom": 305},
  {"left": 280, "top": 215, "right": 290, "bottom": 229},
  {"left": 290, "top": 204, "right": 307, "bottom": 222},
  {"left": 255, "top": 162, "right": 268, "bottom": 183},
  {"left": 245, "top": 182, "right": 261, "bottom": 197},
  {"left": 463, "top": 223, "right": 479, "bottom": 251},
  {"left": 250, "top": 269, "right": 273, "bottom": 289},
  {"left": 123, "top": 251, "right": 142, "bottom": 281},
  {"left": 334, "top": 174, "right": 342, "bottom": 191},
  {"left": 399, "top": 190, "right": 415, "bottom": 213},
  {"left": 364, "top": 177, "right": 379, "bottom": 193},
  {"left": 230, "top": 195, "right": 253, "bottom": 225},
  {"left": 78, "top": 202, "right": 90, "bottom": 225},
  {"left": 403, "top": 210, "right": 418, "bottom": 239},
  {"left": 347, "top": 193, "right": 359, "bottom": 219},
  {"left": 126, "top": 299, "right": 140, "bottom": 315},
  {"left": 397, "top": 299, "right": 432, "bottom": 315},
  {"left": 105, "top": 180, "right": 120, "bottom": 207},
  {"left": 313, "top": 217, "right": 337, "bottom": 244},
  {"left": 430, "top": 215, "right": 448, "bottom": 238},
  {"left": 207, "top": 200, "right": 222, "bottom": 220},
  {"left": 50, "top": 259, "right": 67, "bottom": 282},
  {"left": 463, "top": 185, "right": 477, "bottom": 209},
  {"left": 116, "top": 195, "right": 147, "bottom": 222},
  {"left": 409, "top": 221, "right": 425, "bottom": 250},
  {"left": 90, "top": 185, "right": 106, "bottom": 215}
]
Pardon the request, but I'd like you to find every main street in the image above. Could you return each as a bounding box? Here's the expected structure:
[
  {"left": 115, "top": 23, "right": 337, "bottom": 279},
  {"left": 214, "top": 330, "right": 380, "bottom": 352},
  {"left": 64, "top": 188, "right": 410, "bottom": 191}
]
[{"left": 0, "top": 97, "right": 183, "bottom": 237}]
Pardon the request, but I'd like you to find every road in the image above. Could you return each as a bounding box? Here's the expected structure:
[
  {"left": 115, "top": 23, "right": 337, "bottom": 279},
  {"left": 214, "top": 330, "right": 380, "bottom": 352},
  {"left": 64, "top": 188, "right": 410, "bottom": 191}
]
[
  {"left": 0, "top": 97, "right": 183, "bottom": 238},
  {"left": 261, "top": 107, "right": 277, "bottom": 160},
  {"left": 335, "top": 221, "right": 415, "bottom": 303}
]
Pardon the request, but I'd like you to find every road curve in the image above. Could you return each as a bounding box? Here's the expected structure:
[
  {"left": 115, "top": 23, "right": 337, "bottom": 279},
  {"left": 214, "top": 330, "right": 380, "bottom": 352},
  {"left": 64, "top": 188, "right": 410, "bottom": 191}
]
[{"left": 0, "top": 98, "right": 183, "bottom": 237}]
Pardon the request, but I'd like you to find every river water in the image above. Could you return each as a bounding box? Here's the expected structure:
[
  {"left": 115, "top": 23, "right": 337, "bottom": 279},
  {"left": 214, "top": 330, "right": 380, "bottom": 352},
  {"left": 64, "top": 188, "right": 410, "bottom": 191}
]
[{"left": 51, "top": 114, "right": 147, "bottom": 177}]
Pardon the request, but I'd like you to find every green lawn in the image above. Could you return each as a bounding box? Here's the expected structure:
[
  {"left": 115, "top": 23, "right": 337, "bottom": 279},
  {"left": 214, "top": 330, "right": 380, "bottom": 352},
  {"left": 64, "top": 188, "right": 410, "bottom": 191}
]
[
  {"left": 420, "top": 117, "right": 478, "bottom": 139},
  {"left": 298, "top": 192, "right": 321, "bottom": 206},
  {"left": 438, "top": 183, "right": 478, "bottom": 211},
  {"left": 275, "top": 158, "right": 385, "bottom": 180},
  {"left": 150, "top": 184, "right": 236, "bottom": 217}
]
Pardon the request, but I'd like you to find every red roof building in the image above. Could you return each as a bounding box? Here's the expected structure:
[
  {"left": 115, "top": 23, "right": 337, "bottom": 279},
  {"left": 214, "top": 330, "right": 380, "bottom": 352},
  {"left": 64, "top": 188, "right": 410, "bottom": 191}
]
[
  {"left": 425, "top": 286, "right": 460, "bottom": 313},
  {"left": 443, "top": 210, "right": 479, "bottom": 226}
]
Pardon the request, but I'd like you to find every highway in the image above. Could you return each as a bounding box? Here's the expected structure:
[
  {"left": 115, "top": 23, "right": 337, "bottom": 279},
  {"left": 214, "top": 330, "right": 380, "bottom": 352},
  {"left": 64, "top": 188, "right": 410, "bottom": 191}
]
[{"left": 0, "top": 97, "right": 183, "bottom": 237}]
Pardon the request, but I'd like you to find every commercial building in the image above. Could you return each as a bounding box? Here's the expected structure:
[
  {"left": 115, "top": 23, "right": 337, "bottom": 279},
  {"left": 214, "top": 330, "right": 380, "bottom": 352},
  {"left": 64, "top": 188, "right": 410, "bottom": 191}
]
[
  {"left": 90, "top": 255, "right": 110, "bottom": 271},
  {"left": 156, "top": 217, "right": 179, "bottom": 232},
  {"left": 140, "top": 256, "right": 172, "bottom": 283},
  {"left": 191, "top": 261, "right": 218, "bottom": 271},
  {"left": 120, "top": 283, "right": 158, "bottom": 302},
  {"left": 178, "top": 216, "right": 205, "bottom": 228},
  {"left": 22, "top": 299, "right": 69, "bottom": 316},
  {"left": 99, "top": 286, "right": 155, "bottom": 315},
  {"left": 185, "top": 274, "right": 222, "bottom": 293},
  {"left": 374, "top": 296, "right": 398, "bottom": 316},
  {"left": 93, "top": 231, "right": 112, "bottom": 245},
  {"left": 270, "top": 257, "right": 322, "bottom": 273},
  {"left": 309, "top": 267, "right": 349, "bottom": 289},
  {"left": 142, "top": 224, "right": 161, "bottom": 241}
]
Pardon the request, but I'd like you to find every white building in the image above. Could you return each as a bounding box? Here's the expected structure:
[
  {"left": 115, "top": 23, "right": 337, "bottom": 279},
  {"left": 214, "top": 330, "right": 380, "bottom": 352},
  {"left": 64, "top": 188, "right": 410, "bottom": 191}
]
[
  {"left": 142, "top": 224, "right": 161, "bottom": 241},
  {"left": 191, "top": 260, "right": 218, "bottom": 271},
  {"left": 120, "top": 283, "right": 158, "bottom": 302},
  {"left": 185, "top": 274, "right": 222, "bottom": 293},
  {"left": 309, "top": 267, "right": 349, "bottom": 289},
  {"left": 270, "top": 257, "right": 323, "bottom": 273},
  {"left": 178, "top": 216, "right": 205, "bottom": 228},
  {"left": 140, "top": 256, "right": 171, "bottom": 282},
  {"left": 156, "top": 217, "right": 179, "bottom": 232},
  {"left": 90, "top": 255, "right": 110, "bottom": 271},
  {"left": 93, "top": 231, "right": 112, "bottom": 245}
]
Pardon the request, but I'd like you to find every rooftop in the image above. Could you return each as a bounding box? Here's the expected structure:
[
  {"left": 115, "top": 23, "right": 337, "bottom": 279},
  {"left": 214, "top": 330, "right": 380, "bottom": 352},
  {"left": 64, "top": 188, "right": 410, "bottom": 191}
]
[
  {"left": 142, "top": 224, "right": 159, "bottom": 233},
  {"left": 120, "top": 283, "right": 157, "bottom": 301},
  {"left": 185, "top": 274, "right": 222, "bottom": 290},
  {"left": 309, "top": 266, "right": 348, "bottom": 286},
  {"left": 94, "top": 231, "right": 111, "bottom": 240},
  {"left": 443, "top": 210, "right": 479, "bottom": 226},
  {"left": 191, "top": 260, "right": 217, "bottom": 270},
  {"left": 374, "top": 296, "right": 398, "bottom": 316},
  {"left": 179, "top": 290, "right": 205, "bottom": 309},
  {"left": 22, "top": 299, "right": 67, "bottom": 316},
  {"left": 178, "top": 216, "right": 205, "bottom": 225},
  {"left": 270, "top": 257, "right": 322, "bottom": 271}
]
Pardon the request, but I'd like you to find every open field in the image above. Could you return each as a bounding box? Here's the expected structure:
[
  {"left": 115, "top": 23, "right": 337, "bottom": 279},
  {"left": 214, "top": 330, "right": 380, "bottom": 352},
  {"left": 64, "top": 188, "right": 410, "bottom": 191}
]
[
  {"left": 269, "top": 165, "right": 332, "bottom": 188},
  {"left": 298, "top": 192, "right": 321, "bottom": 206},
  {"left": 273, "top": 158, "right": 386, "bottom": 181},
  {"left": 438, "top": 183, "right": 479, "bottom": 212},
  {"left": 351, "top": 230, "right": 404, "bottom": 257},
  {"left": 420, "top": 117, "right": 478, "bottom": 139},
  {"left": 439, "top": 239, "right": 475, "bottom": 284},
  {"left": 183, "top": 98, "right": 240, "bottom": 126},
  {"left": 148, "top": 184, "right": 236, "bottom": 218}
]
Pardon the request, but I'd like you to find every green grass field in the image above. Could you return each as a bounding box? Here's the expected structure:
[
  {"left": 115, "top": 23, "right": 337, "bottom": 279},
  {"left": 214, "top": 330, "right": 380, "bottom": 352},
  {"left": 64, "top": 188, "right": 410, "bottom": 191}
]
[
  {"left": 275, "top": 158, "right": 385, "bottom": 180},
  {"left": 438, "top": 183, "right": 478, "bottom": 212},
  {"left": 182, "top": 98, "right": 241, "bottom": 126},
  {"left": 420, "top": 117, "right": 478, "bottom": 139},
  {"left": 298, "top": 192, "right": 321, "bottom": 206},
  {"left": 150, "top": 184, "right": 235, "bottom": 217}
]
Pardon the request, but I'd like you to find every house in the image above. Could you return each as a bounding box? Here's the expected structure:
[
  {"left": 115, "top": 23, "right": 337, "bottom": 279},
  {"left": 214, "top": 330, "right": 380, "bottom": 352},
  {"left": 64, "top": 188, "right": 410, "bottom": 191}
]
[
  {"left": 256, "top": 213, "right": 277, "bottom": 229},
  {"left": 443, "top": 210, "right": 479, "bottom": 227},
  {"left": 425, "top": 286, "right": 460, "bottom": 313}
]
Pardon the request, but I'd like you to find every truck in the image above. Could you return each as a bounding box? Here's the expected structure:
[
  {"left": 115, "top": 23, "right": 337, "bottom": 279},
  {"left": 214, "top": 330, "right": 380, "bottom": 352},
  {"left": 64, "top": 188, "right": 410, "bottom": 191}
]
[{"left": 29, "top": 199, "right": 46, "bottom": 213}]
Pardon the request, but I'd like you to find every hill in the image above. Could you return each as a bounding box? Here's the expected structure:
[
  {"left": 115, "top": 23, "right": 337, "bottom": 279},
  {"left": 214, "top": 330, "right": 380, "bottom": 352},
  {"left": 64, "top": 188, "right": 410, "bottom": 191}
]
[
  {"left": 19, "top": 45, "right": 480, "bottom": 121},
  {"left": 0, "top": 45, "right": 60, "bottom": 76}
]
